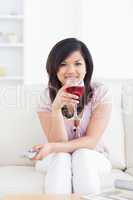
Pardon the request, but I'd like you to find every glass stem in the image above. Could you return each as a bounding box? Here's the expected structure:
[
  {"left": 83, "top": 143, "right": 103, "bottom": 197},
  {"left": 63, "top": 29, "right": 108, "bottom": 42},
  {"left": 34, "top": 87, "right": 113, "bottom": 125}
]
[
  {"left": 73, "top": 103, "right": 80, "bottom": 128},
  {"left": 73, "top": 103, "right": 80, "bottom": 137},
  {"left": 74, "top": 103, "right": 78, "bottom": 118}
]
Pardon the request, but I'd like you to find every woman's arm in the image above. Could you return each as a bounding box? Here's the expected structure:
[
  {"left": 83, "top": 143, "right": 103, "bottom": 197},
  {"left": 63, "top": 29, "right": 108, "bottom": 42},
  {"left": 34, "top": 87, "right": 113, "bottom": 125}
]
[
  {"left": 37, "top": 85, "right": 79, "bottom": 143},
  {"left": 38, "top": 109, "right": 68, "bottom": 142},
  {"left": 53, "top": 104, "right": 112, "bottom": 152},
  {"left": 34, "top": 103, "right": 112, "bottom": 160},
  {"left": 52, "top": 103, "right": 112, "bottom": 153}
]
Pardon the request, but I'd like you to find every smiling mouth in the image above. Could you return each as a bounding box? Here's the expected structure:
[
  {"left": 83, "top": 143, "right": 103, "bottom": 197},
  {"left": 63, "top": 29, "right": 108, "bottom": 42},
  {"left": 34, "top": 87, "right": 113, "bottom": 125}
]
[{"left": 65, "top": 76, "right": 79, "bottom": 79}]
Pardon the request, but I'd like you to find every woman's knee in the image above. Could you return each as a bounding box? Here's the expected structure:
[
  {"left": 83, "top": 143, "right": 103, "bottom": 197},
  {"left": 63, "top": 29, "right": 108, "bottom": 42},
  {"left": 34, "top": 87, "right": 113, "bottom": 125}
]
[
  {"left": 72, "top": 148, "right": 101, "bottom": 160},
  {"left": 35, "top": 152, "right": 71, "bottom": 173},
  {"left": 48, "top": 152, "right": 71, "bottom": 171},
  {"left": 72, "top": 149, "right": 98, "bottom": 173},
  {"left": 72, "top": 148, "right": 111, "bottom": 172},
  {"left": 72, "top": 148, "right": 97, "bottom": 168},
  {"left": 54, "top": 152, "right": 71, "bottom": 165}
]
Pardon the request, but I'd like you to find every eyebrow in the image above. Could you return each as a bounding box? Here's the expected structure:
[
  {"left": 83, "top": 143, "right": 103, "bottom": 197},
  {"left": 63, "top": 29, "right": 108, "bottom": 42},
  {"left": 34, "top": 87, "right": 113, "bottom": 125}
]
[
  {"left": 75, "top": 59, "right": 82, "bottom": 62},
  {"left": 62, "top": 59, "right": 83, "bottom": 63}
]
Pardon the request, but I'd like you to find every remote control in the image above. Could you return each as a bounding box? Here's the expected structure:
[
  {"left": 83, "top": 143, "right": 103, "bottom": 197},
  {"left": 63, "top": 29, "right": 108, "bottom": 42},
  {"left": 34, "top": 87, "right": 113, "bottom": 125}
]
[
  {"left": 114, "top": 179, "right": 133, "bottom": 191},
  {"left": 22, "top": 148, "right": 38, "bottom": 160}
]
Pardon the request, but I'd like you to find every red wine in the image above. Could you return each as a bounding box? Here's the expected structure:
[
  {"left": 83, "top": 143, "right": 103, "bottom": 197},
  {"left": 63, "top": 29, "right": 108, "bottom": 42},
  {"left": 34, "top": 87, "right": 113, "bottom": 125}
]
[{"left": 66, "top": 86, "right": 84, "bottom": 97}]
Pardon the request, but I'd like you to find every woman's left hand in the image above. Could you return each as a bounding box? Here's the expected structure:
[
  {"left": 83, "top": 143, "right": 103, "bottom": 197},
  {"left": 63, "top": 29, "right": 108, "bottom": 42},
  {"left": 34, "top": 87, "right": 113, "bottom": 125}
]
[{"left": 32, "top": 143, "right": 53, "bottom": 160}]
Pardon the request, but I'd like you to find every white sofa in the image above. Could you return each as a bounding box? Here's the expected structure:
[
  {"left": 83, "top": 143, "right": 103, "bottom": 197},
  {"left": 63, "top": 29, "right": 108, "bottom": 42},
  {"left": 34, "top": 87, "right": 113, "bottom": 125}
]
[{"left": 0, "top": 79, "right": 133, "bottom": 195}]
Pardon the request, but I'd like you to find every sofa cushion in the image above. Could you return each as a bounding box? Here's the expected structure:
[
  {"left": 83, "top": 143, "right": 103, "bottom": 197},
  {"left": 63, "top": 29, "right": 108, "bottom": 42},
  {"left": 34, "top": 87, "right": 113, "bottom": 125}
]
[
  {"left": 122, "top": 81, "right": 133, "bottom": 168},
  {"left": 0, "top": 166, "right": 44, "bottom": 194},
  {"left": 0, "top": 167, "right": 133, "bottom": 195},
  {"left": 96, "top": 79, "right": 126, "bottom": 169},
  {"left": 0, "top": 85, "right": 46, "bottom": 166},
  {"left": 100, "top": 169, "right": 133, "bottom": 190}
]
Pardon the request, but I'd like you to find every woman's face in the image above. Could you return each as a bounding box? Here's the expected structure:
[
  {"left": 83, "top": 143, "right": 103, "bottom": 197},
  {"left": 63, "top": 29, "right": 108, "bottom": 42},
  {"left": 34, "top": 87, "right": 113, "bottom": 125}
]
[{"left": 57, "top": 51, "right": 86, "bottom": 85}]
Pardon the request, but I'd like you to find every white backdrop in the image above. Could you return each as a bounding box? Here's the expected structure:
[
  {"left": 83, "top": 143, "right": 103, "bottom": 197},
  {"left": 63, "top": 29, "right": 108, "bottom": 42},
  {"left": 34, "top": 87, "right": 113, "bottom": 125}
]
[
  {"left": 24, "top": 0, "right": 133, "bottom": 84},
  {"left": 81, "top": 0, "right": 133, "bottom": 79}
]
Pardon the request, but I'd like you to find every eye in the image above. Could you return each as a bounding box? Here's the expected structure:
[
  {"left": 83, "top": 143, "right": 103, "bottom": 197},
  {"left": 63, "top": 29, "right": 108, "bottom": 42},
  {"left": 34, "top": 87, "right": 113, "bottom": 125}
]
[
  {"left": 75, "top": 62, "right": 82, "bottom": 66},
  {"left": 60, "top": 63, "right": 67, "bottom": 67}
]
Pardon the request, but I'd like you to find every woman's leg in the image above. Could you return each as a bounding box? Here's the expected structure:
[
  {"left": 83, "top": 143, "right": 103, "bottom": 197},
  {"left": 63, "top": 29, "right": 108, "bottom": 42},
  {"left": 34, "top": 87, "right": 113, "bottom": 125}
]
[
  {"left": 72, "top": 148, "right": 112, "bottom": 195},
  {"left": 35, "top": 152, "right": 72, "bottom": 194}
]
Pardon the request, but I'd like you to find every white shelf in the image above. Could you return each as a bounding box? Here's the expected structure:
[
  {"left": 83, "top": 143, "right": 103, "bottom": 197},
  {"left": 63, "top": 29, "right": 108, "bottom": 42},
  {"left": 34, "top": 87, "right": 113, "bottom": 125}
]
[
  {"left": 0, "top": 76, "right": 24, "bottom": 81},
  {"left": 0, "top": 43, "right": 24, "bottom": 47},
  {"left": 0, "top": 14, "right": 24, "bottom": 20},
  {"left": 0, "top": 1, "right": 24, "bottom": 84}
]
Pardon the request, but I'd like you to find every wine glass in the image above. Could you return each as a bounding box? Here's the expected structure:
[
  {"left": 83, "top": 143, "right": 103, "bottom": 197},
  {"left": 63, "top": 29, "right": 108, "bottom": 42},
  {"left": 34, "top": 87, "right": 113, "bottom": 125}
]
[{"left": 65, "top": 78, "right": 84, "bottom": 136}]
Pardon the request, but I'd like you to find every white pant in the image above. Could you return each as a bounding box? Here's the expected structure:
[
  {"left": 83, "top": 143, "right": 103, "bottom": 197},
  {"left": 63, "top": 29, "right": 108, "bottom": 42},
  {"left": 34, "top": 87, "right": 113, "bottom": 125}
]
[{"left": 35, "top": 148, "right": 112, "bottom": 194}]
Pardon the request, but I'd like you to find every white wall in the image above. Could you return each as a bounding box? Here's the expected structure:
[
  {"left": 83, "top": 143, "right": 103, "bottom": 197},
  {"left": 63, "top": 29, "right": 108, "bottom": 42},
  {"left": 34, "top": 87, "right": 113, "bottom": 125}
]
[
  {"left": 24, "top": 0, "right": 133, "bottom": 84},
  {"left": 81, "top": 0, "right": 133, "bottom": 79},
  {"left": 24, "top": 0, "right": 82, "bottom": 84}
]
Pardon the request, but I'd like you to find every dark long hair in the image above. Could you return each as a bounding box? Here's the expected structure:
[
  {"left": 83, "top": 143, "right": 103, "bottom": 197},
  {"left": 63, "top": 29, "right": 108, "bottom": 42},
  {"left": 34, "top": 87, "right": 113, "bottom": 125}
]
[{"left": 46, "top": 38, "right": 94, "bottom": 118}]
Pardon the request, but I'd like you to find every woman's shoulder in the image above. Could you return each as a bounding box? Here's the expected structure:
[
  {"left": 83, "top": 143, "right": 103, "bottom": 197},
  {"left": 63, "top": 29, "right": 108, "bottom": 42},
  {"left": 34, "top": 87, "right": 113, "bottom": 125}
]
[
  {"left": 90, "top": 81, "right": 112, "bottom": 110},
  {"left": 91, "top": 81, "right": 107, "bottom": 90},
  {"left": 91, "top": 81, "right": 111, "bottom": 96},
  {"left": 37, "top": 86, "right": 52, "bottom": 112}
]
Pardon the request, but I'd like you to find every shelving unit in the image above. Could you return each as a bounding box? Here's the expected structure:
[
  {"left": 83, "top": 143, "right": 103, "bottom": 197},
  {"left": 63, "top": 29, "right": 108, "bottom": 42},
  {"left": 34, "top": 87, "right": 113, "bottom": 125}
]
[
  {"left": 0, "top": 15, "right": 24, "bottom": 20},
  {"left": 0, "top": 76, "right": 24, "bottom": 81},
  {"left": 0, "top": 43, "right": 24, "bottom": 47},
  {"left": 0, "top": 0, "right": 24, "bottom": 83}
]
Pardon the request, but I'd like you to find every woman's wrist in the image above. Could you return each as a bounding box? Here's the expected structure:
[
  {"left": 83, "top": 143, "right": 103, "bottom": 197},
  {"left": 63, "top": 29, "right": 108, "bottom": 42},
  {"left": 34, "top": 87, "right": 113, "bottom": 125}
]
[
  {"left": 50, "top": 142, "right": 67, "bottom": 153},
  {"left": 51, "top": 105, "right": 63, "bottom": 117},
  {"left": 50, "top": 142, "right": 59, "bottom": 153},
  {"left": 52, "top": 104, "right": 61, "bottom": 112},
  {"left": 50, "top": 142, "right": 58, "bottom": 153}
]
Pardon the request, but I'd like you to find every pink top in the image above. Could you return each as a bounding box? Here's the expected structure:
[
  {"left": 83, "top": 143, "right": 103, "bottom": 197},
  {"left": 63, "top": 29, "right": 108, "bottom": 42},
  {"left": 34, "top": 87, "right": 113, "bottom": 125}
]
[{"left": 37, "top": 82, "right": 112, "bottom": 155}]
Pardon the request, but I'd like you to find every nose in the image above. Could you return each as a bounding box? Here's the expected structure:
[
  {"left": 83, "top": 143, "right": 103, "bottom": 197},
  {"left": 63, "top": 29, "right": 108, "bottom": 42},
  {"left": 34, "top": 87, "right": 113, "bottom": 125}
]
[{"left": 66, "top": 64, "right": 76, "bottom": 73}]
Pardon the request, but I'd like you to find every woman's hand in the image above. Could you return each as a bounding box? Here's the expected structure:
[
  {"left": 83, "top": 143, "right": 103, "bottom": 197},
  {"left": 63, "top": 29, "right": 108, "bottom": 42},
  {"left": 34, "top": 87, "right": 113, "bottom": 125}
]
[
  {"left": 52, "top": 85, "right": 79, "bottom": 112},
  {"left": 32, "top": 143, "right": 53, "bottom": 160}
]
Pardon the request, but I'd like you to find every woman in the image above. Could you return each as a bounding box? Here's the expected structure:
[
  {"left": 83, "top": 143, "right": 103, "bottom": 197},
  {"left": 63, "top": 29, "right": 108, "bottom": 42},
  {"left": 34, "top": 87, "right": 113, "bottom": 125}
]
[{"left": 33, "top": 38, "right": 112, "bottom": 194}]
